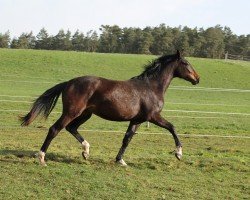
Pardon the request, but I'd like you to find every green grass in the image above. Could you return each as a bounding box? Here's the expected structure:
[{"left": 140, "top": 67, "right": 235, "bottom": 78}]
[{"left": 0, "top": 49, "right": 249, "bottom": 199}]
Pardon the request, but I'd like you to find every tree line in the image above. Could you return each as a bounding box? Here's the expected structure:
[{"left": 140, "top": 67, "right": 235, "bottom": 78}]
[{"left": 0, "top": 24, "right": 249, "bottom": 58}]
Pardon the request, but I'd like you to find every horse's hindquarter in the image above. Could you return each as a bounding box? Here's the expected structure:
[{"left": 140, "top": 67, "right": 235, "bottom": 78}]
[{"left": 89, "top": 79, "right": 146, "bottom": 121}]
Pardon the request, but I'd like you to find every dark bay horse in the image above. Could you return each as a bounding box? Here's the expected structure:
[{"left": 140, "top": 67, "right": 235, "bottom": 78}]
[{"left": 20, "top": 50, "right": 200, "bottom": 166}]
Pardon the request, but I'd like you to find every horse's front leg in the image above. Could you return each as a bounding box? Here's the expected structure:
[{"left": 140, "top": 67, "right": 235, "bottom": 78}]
[
  {"left": 116, "top": 122, "right": 141, "bottom": 166},
  {"left": 150, "top": 114, "right": 182, "bottom": 160}
]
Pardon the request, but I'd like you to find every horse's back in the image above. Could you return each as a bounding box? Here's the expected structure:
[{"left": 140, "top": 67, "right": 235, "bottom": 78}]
[{"left": 61, "top": 76, "right": 138, "bottom": 120}]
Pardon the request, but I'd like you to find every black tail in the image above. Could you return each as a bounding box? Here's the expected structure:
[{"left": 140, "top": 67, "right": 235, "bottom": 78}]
[{"left": 20, "top": 81, "right": 68, "bottom": 126}]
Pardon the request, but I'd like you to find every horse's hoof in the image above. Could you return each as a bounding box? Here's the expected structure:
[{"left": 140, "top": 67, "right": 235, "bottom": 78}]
[
  {"left": 175, "top": 152, "right": 182, "bottom": 160},
  {"left": 82, "top": 152, "right": 89, "bottom": 160},
  {"left": 40, "top": 161, "right": 47, "bottom": 166},
  {"left": 175, "top": 146, "right": 182, "bottom": 160},
  {"left": 116, "top": 159, "right": 128, "bottom": 166},
  {"left": 82, "top": 140, "right": 90, "bottom": 160},
  {"left": 37, "top": 151, "right": 47, "bottom": 166}
]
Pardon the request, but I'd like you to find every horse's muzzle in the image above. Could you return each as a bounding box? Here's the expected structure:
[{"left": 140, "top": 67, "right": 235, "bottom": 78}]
[{"left": 192, "top": 77, "right": 200, "bottom": 85}]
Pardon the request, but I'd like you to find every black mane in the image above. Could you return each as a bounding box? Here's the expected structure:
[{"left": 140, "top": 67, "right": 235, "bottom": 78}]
[{"left": 131, "top": 53, "right": 177, "bottom": 80}]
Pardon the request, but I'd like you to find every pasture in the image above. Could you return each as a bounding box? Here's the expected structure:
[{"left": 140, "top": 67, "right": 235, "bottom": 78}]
[{"left": 0, "top": 49, "right": 249, "bottom": 199}]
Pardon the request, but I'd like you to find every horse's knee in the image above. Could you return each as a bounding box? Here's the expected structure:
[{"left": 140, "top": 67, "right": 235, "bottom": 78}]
[{"left": 48, "top": 126, "right": 60, "bottom": 139}]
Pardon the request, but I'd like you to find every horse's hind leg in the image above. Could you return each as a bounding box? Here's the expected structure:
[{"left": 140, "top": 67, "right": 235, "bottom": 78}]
[
  {"left": 38, "top": 114, "right": 72, "bottom": 166},
  {"left": 65, "top": 111, "right": 92, "bottom": 160},
  {"left": 116, "top": 122, "right": 140, "bottom": 166}
]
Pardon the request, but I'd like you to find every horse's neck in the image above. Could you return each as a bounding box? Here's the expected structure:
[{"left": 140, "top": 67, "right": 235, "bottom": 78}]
[{"left": 153, "top": 65, "right": 175, "bottom": 95}]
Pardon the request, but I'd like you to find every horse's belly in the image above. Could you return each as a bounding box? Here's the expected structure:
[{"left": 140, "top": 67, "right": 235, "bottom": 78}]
[
  {"left": 92, "top": 101, "right": 140, "bottom": 121},
  {"left": 89, "top": 82, "right": 142, "bottom": 121}
]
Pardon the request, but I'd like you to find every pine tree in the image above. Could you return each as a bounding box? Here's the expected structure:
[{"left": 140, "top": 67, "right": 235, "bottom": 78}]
[
  {"left": 72, "top": 30, "right": 85, "bottom": 51},
  {"left": 10, "top": 32, "right": 36, "bottom": 49},
  {"left": 0, "top": 31, "right": 11, "bottom": 48},
  {"left": 35, "top": 28, "right": 52, "bottom": 49}
]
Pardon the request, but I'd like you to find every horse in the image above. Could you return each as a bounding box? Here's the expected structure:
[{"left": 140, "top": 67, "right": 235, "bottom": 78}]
[{"left": 20, "top": 50, "right": 200, "bottom": 166}]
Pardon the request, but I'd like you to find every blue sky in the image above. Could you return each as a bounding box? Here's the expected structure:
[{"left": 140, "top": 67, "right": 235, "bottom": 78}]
[{"left": 0, "top": 0, "right": 249, "bottom": 37}]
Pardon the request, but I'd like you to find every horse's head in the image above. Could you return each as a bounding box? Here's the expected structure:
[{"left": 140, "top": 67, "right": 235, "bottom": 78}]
[{"left": 174, "top": 50, "right": 200, "bottom": 85}]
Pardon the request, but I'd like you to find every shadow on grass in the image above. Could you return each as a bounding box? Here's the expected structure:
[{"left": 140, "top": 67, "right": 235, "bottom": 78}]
[
  {"left": 0, "top": 149, "right": 86, "bottom": 165},
  {"left": 0, "top": 149, "right": 37, "bottom": 158},
  {"left": 0, "top": 149, "right": 180, "bottom": 169}
]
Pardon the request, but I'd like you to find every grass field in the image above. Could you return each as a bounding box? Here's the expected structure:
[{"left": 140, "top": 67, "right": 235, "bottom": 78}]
[{"left": 0, "top": 49, "right": 249, "bottom": 199}]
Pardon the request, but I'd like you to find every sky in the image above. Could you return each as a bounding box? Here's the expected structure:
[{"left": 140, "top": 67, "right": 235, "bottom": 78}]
[{"left": 0, "top": 0, "right": 249, "bottom": 37}]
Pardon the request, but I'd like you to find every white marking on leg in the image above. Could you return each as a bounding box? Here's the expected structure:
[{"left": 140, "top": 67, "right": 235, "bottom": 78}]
[
  {"left": 82, "top": 140, "right": 90, "bottom": 160},
  {"left": 177, "top": 146, "right": 182, "bottom": 155},
  {"left": 117, "top": 159, "right": 127, "bottom": 166},
  {"left": 175, "top": 146, "right": 182, "bottom": 160},
  {"left": 38, "top": 151, "right": 47, "bottom": 166}
]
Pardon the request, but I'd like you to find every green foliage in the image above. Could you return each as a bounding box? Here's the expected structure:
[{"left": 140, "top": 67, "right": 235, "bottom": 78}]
[
  {"left": 98, "top": 25, "right": 123, "bottom": 53},
  {"left": 51, "top": 29, "right": 72, "bottom": 51},
  {"left": 0, "top": 31, "right": 10, "bottom": 48},
  {"left": 35, "top": 28, "right": 52, "bottom": 50},
  {"left": 200, "top": 26, "right": 225, "bottom": 58},
  {"left": 1, "top": 25, "right": 250, "bottom": 58},
  {"left": 10, "top": 32, "right": 36, "bottom": 49},
  {"left": 71, "top": 30, "right": 85, "bottom": 51}
]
